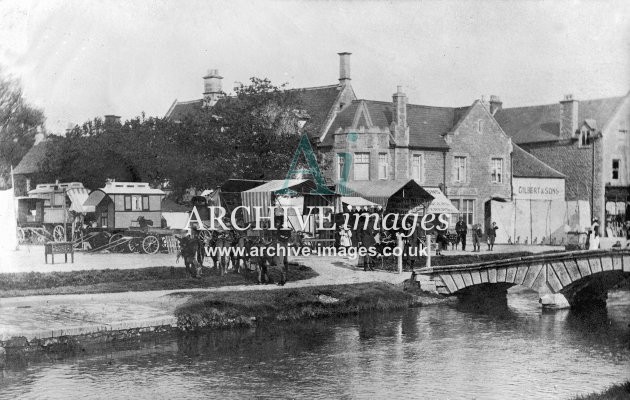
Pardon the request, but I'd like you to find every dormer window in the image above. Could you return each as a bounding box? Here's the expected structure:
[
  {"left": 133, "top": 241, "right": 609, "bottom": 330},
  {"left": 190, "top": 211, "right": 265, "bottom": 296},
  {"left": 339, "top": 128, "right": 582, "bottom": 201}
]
[{"left": 579, "top": 127, "right": 591, "bottom": 147}]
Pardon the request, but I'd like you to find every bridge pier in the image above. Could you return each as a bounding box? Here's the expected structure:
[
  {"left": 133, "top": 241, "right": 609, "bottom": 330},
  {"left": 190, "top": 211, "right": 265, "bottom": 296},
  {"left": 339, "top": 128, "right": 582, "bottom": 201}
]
[{"left": 539, "top": 293, "right": 570, "bottom": 310}]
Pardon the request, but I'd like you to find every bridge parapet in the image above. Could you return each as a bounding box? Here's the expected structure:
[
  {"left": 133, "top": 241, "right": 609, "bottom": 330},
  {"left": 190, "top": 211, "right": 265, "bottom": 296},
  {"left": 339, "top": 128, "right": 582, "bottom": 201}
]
[{"left": 418, "top": 249, "right": 630, "bottom": 308}]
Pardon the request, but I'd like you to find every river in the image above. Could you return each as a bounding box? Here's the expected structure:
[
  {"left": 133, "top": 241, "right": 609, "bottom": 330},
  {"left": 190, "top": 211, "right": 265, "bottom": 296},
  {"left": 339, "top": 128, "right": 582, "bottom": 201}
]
[{"left": 1, "top": 289, "right": 628, "bottom": 399}]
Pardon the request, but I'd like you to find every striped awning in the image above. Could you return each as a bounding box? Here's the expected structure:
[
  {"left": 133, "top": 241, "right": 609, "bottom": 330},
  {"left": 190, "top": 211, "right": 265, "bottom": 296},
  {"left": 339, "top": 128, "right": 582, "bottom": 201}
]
[{"left": 66, "top": 188, "right": 92, "bottom": 213}]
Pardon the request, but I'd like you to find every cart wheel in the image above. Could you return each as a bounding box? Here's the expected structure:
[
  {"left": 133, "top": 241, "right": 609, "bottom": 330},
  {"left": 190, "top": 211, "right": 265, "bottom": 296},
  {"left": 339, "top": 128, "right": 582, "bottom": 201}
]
[
  {"left": 53, "top": 225, "right": 66, "bottom": 242},
  {"left": 109, "top": 233, "right": 126, "bottom": 253},
  {"left": 142, "top": 235, "right": 160, "bottom": 254},
  {"left": 128, "top": 238, "right": 141, "bottom": 253},
  {"left": 17, "top": 227, "right": 25, "bottom": 243}
]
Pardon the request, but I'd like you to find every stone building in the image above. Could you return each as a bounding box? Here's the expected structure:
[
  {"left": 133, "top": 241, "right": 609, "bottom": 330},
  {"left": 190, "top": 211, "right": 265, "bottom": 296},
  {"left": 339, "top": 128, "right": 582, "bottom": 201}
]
[
  {"left": 165, "top": 52, "right": 357, "bottom": 144},
  {"left": 318, "top": 86, "right": 514, "bottom": 229},
  {"left": 495, "top": 93, "right": 630, "bottom": 240}
]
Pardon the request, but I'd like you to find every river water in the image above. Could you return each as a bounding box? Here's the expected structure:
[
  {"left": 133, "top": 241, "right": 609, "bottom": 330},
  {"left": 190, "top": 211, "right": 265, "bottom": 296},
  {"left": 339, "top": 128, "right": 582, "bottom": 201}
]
[{"left": 1, "top": 289, "right": 629, "bottom": 400}]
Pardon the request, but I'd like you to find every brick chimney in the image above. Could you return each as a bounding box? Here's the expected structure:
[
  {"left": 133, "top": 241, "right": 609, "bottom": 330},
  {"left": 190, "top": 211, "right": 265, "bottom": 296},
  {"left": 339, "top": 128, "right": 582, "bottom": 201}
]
[
  {"left": 489, "top": 95, "right": 502, "bottom": 115},
  {"left": 104, "top": 115, "right": 121, "bottom": 125},
  {"left": 338, "top": 52, "right": 351, "bottom": 85},
  {"left": 560, "top": 94, "right": 578, "bottom": 139},
  {"left": 393, "top": 85, "right": 409, "bottom": 146},
  {"left": 203, "top": 69, "right": 223, "bottom": 107}
]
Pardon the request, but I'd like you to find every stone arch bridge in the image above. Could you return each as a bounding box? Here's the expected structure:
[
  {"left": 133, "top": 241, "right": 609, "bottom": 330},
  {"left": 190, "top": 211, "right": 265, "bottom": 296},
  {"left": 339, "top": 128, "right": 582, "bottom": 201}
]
[{"left": 417, "top": 249, "right": 630, "bottom": 309}]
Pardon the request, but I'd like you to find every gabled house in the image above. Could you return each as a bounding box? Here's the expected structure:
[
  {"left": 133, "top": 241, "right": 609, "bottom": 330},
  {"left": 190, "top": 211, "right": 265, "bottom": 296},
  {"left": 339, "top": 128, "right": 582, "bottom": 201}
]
[
  {"left": 319, "top": 87, "right": 514, "bottom": 229},
  {"left": 165, "top": 53, "right": 357, "bottom": 144},
  {"left": 12, "top": 133, "right": 48, "bottom": 196},
  {"left": 495, "top": 93, "right": 630, "bottom": 239}
]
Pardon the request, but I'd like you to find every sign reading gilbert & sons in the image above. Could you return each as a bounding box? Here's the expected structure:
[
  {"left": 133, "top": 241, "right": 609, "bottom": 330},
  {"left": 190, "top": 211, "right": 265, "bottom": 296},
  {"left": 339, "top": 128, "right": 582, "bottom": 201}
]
[{"left": 512, "top": 177, "right": 565, "bottom": 200}]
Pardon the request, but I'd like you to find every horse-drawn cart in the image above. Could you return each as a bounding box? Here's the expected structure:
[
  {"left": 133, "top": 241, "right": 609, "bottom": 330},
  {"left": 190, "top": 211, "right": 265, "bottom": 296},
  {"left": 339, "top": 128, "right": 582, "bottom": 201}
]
[
  {"left": 82, "top": 180, "right": 181, "bottom": 254},
  {"left": 16, "top": 182, "right": 91, "bottom": 244}
]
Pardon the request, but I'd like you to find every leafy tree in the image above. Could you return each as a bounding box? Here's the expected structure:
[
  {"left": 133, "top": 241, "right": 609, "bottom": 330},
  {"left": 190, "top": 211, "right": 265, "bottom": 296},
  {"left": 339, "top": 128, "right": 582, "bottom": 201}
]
[
  {"left": 0, "top": 68, "right": 46, "bottom": 188},
  {"left": 40, "top": 77, "right": 308, "bottom": 197}
]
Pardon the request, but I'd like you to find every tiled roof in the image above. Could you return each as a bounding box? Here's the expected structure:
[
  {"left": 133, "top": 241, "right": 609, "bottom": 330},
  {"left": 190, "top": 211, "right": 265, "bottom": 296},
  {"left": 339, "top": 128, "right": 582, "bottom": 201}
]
[
  {"left": 13, "top": 141, "right": 49, "bottom": 175},
  {"left": 165, "top": 84, "right": 343, "bottom": 139},
  {"left": 164, "top": 99, "right": 204, "bottom": 121},
  {"left": 512, "top": 145, "right": 565, "bottom": 179},
  {"left": 494, "top": 96, "right": 626, "bottom": 144},
  {"left": 323, "top": 100, "right": 469, "bottom": 149},
  {"left": 291, "top": 85, "right": 343, "bottom": 139}
]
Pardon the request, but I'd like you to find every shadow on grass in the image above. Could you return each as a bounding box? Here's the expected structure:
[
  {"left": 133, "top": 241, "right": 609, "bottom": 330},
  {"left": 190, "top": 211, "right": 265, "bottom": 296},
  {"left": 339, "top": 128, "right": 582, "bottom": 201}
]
[{"left": 0, "top": 263, "right": 318, "bottom": 298}]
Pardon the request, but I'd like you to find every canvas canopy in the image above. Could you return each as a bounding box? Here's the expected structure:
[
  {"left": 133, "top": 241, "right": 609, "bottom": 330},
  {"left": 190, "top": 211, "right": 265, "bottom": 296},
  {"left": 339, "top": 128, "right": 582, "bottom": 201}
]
[
  {"left": 341, "top": 196, "right": 380, "bottom": 211},
  {"left": 83, "top": 190, "right": 106, "bottom": 209},
  {"left": 424, "top": 187, "right": 459, "bottom": 214},
  {"left": 343, "top": 180, "right": 433, "bottom": 211},
  {"left": 241, "top": 179, "right": 317, "bottom": 220},
  {"left": 66, "top": 188, "right": 92, "bottom": 213}
]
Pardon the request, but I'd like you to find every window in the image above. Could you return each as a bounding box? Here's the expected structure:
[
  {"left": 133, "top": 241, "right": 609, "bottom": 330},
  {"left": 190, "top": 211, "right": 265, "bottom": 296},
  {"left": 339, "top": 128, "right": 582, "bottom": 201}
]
[
  {"left": 412, "top": 154, "right": 423, "bottom": 182},
  {"left": 454, "top": 156, "right": 467, "bottom": 183},
  {"left": 458, "top": 199, "right": 475, "bottom": 225},
  {"left": 491, "top": 158, "right": 503, "bottom": 183},
  {"left": 52, "top": 192, "right": 65, "bottom": 208},
  {"left": 142, "top": 195, "right": 150, "bottom": 211},
  {"left": 337, "top": 154, "right": 345, "bottom": 180},
  {"left": 580, "top": 128, "right": 590, "bottom": 147},
  {"left": 124, "top": 195, "right": 148, "bottom": 211},
  {"left": 476, "top": 119, "right": 483, "bottom": 133},
  {"left": 378, "top": 153, "right": 388, "bottom": 180},
  {"left": 612, "top": 159, "right": 620, "bottom": 180},
  {"left": 354, "top": 153, "right": 370, "bottom": 181},
  {"left": 100, "top": 212, "right": 108, "bottom": 228}
]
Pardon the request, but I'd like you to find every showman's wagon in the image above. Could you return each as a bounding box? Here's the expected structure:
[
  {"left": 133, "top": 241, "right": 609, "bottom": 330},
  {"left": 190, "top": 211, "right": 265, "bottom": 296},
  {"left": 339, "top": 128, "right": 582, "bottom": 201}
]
[
  {"left": 16, "top": 182, "right": 91, "bottom": 244},
  {"left": 82, "top": 180, "right": 179, "bottom": 254}
]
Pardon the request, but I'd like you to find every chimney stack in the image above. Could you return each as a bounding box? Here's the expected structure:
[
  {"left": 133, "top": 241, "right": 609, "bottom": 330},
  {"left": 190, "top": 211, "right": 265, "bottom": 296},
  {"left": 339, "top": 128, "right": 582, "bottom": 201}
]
[
  {"left": 203, "top": 69, "right": 223, "bottom": 107},
  {"left": 489, "top": 95, "right": 502, "bottom": 115},
  {"left": 338, "top": 52, "right": 351, "bottom": 84},
  {"left": 393, "top": 85, "right": 409, "bottom": 146},
  {"left": 560, "top": 94, "right": 578, "bottom": 139}
]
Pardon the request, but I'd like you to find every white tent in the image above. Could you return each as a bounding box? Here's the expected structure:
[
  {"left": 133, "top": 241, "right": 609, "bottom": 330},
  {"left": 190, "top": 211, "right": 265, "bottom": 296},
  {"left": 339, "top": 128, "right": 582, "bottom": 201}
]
[{"left": 0, "top": 189, "right": 18, "bottom": 251}]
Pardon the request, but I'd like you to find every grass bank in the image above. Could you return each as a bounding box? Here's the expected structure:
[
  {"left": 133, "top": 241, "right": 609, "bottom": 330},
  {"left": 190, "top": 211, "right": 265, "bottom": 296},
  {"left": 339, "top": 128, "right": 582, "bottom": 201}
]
[
  {"left": 174, "top": 282, "right": 445, "bottom": 331},
  {"left": 0, "top": 264, "right": 317, "bottom": 297},
  {"left": 571, "top": 381, "right": 630, "bottom": 400}
]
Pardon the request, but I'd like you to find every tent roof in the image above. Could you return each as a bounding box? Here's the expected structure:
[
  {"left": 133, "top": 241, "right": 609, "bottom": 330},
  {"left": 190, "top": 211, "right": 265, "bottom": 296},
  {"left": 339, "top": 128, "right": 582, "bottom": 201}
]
[
  {"left": 66, "top": 188, "right": 92, "bottom": 213},
  {"left": 343, "top": 180, "right": 433, "bottom": 208},
  {"left": 244, "top": 179, "right": 315, "bottom": 194},
  {"left": 424, "top": 187, "right": 459, "bottom": 214},
  {"left": 83, "top": 190, "right": 106, "bottom": 208}
]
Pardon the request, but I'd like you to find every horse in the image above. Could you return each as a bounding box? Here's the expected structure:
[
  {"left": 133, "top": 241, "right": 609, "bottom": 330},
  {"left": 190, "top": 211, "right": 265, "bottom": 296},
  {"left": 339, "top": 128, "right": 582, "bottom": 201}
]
[
  {"left": 230, "top": 233, "right": 253, "bottom": 274},
  {"left": 247, "top": 236, "right": 276, "bottom": 284},
  {"left": 176, "top": 235, "right": 202, "bottom": 278},
  {"left": 212, "top": 230, "right": 232, "bottom": 276}
]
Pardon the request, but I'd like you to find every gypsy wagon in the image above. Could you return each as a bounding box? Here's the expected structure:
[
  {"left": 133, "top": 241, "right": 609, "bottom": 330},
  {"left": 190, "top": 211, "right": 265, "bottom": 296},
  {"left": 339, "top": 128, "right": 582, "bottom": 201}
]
[
  {"left": 83, "top": 181, "right": 174, "bottom": 254},
  {"left": 16, "top": 182, "right": 91, "bottom": 243}
]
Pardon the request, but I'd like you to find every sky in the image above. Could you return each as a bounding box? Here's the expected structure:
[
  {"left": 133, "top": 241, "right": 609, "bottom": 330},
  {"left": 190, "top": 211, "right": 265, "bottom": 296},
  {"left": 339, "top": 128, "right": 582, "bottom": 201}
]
[{"left": 0, "top": 0, "right": 629, "bottom": 134}]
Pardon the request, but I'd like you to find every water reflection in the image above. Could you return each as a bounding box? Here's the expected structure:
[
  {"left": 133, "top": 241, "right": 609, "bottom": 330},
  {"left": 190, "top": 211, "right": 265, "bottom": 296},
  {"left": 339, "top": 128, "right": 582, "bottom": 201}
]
[{"left": 1, "top": 290, "right": 628, "bottom": 400}]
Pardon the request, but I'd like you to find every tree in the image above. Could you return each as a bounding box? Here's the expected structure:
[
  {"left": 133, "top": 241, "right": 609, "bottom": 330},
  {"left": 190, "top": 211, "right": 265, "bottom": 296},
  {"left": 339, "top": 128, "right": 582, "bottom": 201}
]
[
  {"left": 40, "top": 77, "right": 307, "bottom": 197},
  {"left": 0, "top": 68, "right": 46, "bottom": 188}
]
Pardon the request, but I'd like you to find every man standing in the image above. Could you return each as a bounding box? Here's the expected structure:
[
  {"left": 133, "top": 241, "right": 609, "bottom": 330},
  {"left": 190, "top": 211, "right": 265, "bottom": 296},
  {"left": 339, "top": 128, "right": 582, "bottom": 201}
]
[
  {"left": 472, "top": 223, "right": 483, "bottom": 252},
  {"left": 275, "top": 217, "right": 292, "bottom": 286},
  {"left": 455, "top": 217, "right": 467, "bottom": 251},
  {"left": 487, "top": 222, "right": 498, "bottom": 251}
]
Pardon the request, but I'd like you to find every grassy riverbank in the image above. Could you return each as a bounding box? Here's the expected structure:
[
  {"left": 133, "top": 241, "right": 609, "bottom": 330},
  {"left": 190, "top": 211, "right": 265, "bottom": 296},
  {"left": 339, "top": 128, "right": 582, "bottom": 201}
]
[
  {"left": 0, "top": 264, "right": 317, "bottom": 297},
  {"left": 571, "top": 381, "right": 630, "bottom": 399},
  {"left": 175, "top": 282, "right": 445, "bottom": 331}
]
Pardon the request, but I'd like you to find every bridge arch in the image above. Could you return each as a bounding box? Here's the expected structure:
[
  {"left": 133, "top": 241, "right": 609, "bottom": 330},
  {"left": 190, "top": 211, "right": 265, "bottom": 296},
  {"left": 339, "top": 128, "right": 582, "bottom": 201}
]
[{"left": 423, "top": 250, "right": 630, "bottom": 308}]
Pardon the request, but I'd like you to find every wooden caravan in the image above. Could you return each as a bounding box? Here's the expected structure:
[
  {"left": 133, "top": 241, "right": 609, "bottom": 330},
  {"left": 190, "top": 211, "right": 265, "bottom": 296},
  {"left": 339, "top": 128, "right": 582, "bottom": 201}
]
[
  {"left": 16, "top": 182, "right": 91, "bottom": 243},
  {"left": 83, "top": 181, "right": 165, "bottom": 230}
]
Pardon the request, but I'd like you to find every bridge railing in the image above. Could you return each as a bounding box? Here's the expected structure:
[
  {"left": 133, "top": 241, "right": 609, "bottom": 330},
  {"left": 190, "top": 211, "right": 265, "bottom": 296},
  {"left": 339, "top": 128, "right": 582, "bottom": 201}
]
[{"left": 419, "top": 249, "right": 630, "bottom": 274}]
